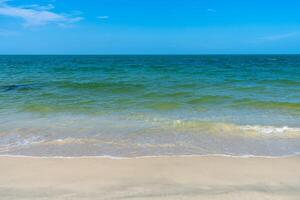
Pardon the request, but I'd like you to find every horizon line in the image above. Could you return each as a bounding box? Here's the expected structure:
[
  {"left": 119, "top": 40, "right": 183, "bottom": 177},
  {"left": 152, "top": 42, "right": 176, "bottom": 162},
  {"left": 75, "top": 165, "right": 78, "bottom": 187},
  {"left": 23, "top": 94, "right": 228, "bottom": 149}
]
[{"left": 1, "top": 53, "right": 300, "bottom": 56}]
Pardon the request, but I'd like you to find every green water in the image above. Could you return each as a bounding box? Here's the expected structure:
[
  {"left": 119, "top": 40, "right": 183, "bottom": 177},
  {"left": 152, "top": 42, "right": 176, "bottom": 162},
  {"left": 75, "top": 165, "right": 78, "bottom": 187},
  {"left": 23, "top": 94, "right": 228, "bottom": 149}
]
[{"left": 0, "top": 55, "right": 299, "bottom": 156}]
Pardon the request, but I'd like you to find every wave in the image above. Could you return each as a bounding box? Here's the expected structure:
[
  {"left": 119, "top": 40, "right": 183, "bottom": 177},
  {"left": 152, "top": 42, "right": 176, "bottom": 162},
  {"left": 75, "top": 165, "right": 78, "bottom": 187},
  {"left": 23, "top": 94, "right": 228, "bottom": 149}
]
[
  {"left": 52, "top": 66, "right": 104, "bottom": 73},
  {"left": 230, "top": 99, "right": 300, "bottom": 112},
  {"left": 257, "top": 79, "right": 300, "bottom": 86},
  {"left": 232, "top": 86, "right": 268, "bottom": 92},
  {"left": 1, "top": 115, "right": 299, "bottom": 157},
  {"left": 187, "top": 95, "right": 232, "bottom": 105},
  {"left": 240, "top": 125, "right": 300, "bottom": 135},
  {"left": 143, "top": 91, "right": 192, "bottom": 99},
  {"left": 0, "top": 135, "right": 44, "bottom": 153},
  {"left": 144, "top": 102, "right": 182, "bottom": 110},
  {"left": 56, "top": 81, "right": 145, "bottom": 93},
  {"left": 172, "top": 120, "right": 300, "bottom": 137}
]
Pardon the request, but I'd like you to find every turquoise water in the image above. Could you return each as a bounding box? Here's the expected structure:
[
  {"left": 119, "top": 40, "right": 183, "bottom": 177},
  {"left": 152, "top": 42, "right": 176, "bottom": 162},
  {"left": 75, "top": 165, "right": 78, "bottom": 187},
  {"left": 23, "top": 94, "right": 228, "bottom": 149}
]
[{"left": 0, "top": 55, "right": 300, "bottom": 156}]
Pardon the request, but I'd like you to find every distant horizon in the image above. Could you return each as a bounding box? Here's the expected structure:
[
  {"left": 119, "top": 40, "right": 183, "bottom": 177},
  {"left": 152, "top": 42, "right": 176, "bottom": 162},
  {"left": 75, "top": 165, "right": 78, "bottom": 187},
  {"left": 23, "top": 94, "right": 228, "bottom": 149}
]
[{"left": 1, "top": 54, "right": 300, "bottom": 56}]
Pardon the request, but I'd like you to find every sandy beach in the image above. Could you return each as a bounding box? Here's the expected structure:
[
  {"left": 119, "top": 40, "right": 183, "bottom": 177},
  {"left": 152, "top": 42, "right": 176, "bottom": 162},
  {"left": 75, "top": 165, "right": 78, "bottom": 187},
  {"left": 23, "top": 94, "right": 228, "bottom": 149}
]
[{"left": 0, "top": 156, "right": 299, "bottom": 200}]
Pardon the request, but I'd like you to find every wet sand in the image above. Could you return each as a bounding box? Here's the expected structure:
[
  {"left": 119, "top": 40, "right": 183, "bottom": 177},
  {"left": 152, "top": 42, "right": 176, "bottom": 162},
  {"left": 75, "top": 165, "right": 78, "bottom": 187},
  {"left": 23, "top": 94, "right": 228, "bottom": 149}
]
[{"left": 0, "top": 156, "right": 300, "bottom": 200}]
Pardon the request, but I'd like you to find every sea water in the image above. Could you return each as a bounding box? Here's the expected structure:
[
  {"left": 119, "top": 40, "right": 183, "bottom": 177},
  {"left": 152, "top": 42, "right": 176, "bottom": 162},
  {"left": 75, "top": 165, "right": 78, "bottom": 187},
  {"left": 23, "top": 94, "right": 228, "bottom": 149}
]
[{"left": 0, "top": 55, "right": 299, "bottom": 156}]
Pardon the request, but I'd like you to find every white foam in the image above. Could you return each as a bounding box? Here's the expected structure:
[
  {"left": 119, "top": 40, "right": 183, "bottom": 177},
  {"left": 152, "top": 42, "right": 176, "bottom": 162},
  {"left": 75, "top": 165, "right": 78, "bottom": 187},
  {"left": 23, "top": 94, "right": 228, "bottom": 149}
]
[{"left": 240, "top": 125, "right": 300, "bottom": 135}]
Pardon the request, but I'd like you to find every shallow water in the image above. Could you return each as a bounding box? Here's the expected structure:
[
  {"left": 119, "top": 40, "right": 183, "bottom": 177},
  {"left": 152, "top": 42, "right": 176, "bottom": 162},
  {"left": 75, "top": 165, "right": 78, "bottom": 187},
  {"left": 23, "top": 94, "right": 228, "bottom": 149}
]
[{"left": 0, "top": 55, "right": 299, "bottom": 156}]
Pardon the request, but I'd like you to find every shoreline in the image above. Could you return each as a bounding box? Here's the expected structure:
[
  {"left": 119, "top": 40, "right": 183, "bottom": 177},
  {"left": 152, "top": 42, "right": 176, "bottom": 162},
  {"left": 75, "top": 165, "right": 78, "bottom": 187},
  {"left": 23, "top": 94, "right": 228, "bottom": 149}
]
[
  {"left": 0, "top": 153, "right": 300, "bottom": 159},
  {"left": 1, "top": 155, "right": 300, "bottom": 199}
]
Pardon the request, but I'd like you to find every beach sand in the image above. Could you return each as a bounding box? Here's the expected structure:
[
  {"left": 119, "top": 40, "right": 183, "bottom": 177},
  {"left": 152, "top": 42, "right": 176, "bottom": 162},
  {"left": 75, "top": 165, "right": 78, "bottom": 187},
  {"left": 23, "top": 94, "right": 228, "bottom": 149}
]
[{"left": 0, "top": 156, "right": 300, "bottom": 200}]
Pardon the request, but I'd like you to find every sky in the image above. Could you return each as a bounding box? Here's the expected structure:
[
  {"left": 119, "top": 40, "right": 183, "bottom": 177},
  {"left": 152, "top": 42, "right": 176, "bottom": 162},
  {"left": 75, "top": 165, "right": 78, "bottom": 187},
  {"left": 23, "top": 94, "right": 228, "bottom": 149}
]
[{"left": 0, "top": 0, "right": 300, "bottom": 54}]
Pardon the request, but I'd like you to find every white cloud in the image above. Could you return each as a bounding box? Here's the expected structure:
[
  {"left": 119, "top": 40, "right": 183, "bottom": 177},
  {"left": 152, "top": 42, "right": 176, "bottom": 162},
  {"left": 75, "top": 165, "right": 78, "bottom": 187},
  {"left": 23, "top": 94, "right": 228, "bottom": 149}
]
[
  {"left": 261, "top": 32, "right": 299, "bottom": 41},
  {"left": 0, "top": 0, "right": 83, "bottom": 27},
  {"left": 98, "top": 16, "right": 109, "bottom": 20}
]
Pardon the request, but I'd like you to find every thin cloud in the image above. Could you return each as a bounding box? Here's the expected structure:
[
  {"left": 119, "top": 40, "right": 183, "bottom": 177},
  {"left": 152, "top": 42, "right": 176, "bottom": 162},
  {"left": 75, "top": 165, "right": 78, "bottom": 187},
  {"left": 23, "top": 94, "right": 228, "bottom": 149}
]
[
  {"left": 207, "top": 9, "right": 216, "bottom": 12},
  {"left": 98, "top": 16, "right": 109, "bottom": 20},
  {"left": 0, "top": 29, "right": 18, "bottom": 36},
  {"left": 21, "top": 4, "right": 55, "bottom": 11},
  {"left": 0, "top": 0, "right": 83, "bottom": 27},
  {"left": 261, "top": 32, "right": 299, "bottom": 41}
]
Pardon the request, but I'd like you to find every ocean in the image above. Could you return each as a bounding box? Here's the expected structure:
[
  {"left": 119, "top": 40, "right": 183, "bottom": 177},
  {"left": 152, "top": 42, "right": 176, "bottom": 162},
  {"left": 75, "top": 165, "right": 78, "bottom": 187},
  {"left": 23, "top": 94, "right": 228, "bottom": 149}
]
[{"left": 0, "top": 55, "right": 299, "bottom": 157}]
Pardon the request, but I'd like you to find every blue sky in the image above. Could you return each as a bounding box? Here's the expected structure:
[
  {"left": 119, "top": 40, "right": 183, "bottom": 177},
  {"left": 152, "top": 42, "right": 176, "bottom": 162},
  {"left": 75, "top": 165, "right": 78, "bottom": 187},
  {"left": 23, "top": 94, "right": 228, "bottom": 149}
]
[{"left": 0, "top": 0, "right": 300, "bottom": 54}]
